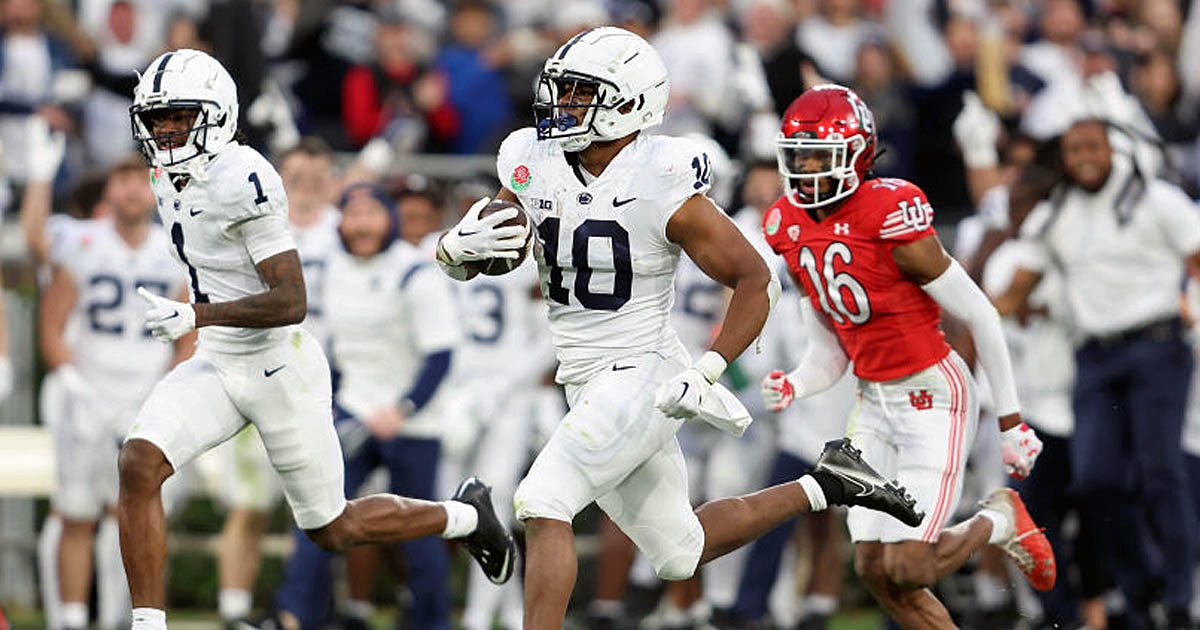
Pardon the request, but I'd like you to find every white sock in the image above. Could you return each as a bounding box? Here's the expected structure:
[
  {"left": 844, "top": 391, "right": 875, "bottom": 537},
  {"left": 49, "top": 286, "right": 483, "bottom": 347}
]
[
  {"left": 973, "top": 571, "right": 1010, "bottom": 611},
  {"left": 342, "top": 599, "right": 374, "bottom": 622},
  {"left": 37, "top": 515, "right": 63, "bottom": 630},
  {"left": 979, "top": 509, "right": 1011, "bottom": 545},
  {"left": 802, "top": 594, "right": 837, "bottom": 617},
  {"left": 441, "top": 500, "right": 479, "bottom": 539},
  {"left": 797, "top": 475, "right": 827, "bottom": 512},
  {"left": 131, "top": 607, "right": 166, "bottom": 630},
  {"left": 218, "top": 588, "right": 252, "bottom": 621},
  {"left": 61, "top": 602, "right": 88, "bottom": 629}
]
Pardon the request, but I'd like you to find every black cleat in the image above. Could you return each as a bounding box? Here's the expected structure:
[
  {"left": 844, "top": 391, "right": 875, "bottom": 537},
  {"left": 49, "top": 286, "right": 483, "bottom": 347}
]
[
  {"left": 811, "top": 438, "right": 924, "bottom": 527},
  {"left": 452, "top": 476, "right": 517, "bottom": 584}
]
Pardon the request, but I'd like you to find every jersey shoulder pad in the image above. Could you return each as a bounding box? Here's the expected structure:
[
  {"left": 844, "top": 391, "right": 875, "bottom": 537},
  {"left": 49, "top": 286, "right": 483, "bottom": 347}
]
[
  {"left": 206, "top": 145, "right": 288, "bottom": 221},
  {"left": 496, "top": 127, "right": 543, "bottom": 193},
  {"left": 868, "top": 178, "right": 936, "bottom": 242},
  {"left": 640, "top": 134, "right": 712, "bottom": 204},
  {"left": 49, "top": 217, "right": 100, "bottom": 271}
]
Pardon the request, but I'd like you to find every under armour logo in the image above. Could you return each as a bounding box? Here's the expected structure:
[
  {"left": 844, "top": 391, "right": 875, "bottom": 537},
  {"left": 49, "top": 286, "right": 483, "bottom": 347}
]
[
  {"left": 909, "top": 390, "right": 933, "bottom": 410},
  {"left": 833, "top": 223, "right": 850, "bottom": 235}
]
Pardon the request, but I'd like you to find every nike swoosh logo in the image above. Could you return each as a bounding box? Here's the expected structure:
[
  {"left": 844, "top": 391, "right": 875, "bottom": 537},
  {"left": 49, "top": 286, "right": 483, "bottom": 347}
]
[
  {"left": 612, "top": 196, "right": 637, "bottom": 207},
  {"left": 612, "top": 363, "right": 636, "bottom": 371},
  {"left": 677, "top": 382, "right": 689, "bottom": 402},
  {"left": 264, "top": 364, "right": 286, "bottom": 377},
  {"left": 164, "top": 311, "right": 178, "bottom": 320},
  {"left": 458, "top": 228, "right": 480, "bottom": 237},
  {"left": 189, "top": 209, "right": 203, "bottom": 216}
]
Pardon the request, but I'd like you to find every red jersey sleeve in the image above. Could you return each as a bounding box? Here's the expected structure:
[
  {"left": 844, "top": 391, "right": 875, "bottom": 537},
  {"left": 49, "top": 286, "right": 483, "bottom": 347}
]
[{"left": 872, "top": 179, "right": 937, "bottom": 245}]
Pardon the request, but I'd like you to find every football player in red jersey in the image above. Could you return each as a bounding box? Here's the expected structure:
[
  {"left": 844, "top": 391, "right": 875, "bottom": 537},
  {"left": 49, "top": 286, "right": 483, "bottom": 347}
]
[{"left": 760, "top": 85, "right": 1055, "bottom": 626}]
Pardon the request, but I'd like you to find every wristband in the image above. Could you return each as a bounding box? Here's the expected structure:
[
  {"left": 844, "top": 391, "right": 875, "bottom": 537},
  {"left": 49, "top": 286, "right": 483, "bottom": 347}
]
[{"left": 695, "top": 351, "right": 727, "bottom": 384}]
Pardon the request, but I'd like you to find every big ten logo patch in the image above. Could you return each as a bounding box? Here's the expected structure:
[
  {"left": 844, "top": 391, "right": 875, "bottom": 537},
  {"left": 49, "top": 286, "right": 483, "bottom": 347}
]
[{"left": 909, "top": 389, "right": 933, "bottom": 410}]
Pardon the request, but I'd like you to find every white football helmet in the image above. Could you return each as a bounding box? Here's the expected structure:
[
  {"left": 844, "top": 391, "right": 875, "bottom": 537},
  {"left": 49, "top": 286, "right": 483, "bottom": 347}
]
[
  {"left": 534, "top": 27, "right": 670, "bottom": 152},
  {"left": 130, "top": 49, "right": 238, "bottom": 176}
]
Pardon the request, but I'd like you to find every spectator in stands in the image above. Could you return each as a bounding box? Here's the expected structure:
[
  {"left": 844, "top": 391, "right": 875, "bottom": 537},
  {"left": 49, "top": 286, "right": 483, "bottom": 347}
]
[
  {"left": 852, "top": 36, "right": 914, "bottom": 179},
  {"left": 994, "top": 118, "right": 1200, "bottom": 630},
  {"left": 0, "top": 0, "right": 77, "bottom": 185},
  {"left": 437, "top": 0, "right": 511, "bottom": 154},
  {"left": 796, "top": 0, "right": 872, "bottom": 84},
  {"left": 653, "top": 0, "right": 736, "bottom": 138},
  {"left": 739, "top": 0, "right": 812, "bottom": 117},
  {"left": 342, "top": 8, "right": 458, "bottom": 152}
]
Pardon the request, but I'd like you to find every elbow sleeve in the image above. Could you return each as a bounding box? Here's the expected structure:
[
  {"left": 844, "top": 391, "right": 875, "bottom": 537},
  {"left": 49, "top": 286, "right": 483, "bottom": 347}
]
[{"left": 921, "top": 259, "right": 1021, "bottom": 416}]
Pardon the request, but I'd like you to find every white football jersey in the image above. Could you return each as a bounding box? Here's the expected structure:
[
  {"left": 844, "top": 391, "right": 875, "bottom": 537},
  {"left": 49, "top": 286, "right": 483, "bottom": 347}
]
[
  {"left": 324, "top": 240, "right": 462, "bottom": 437},
  {"left": 52, "top": 218, "right": 187, "bottom": 403},
  {"left": 496, "top": 128, "right": 714, "bottom": 384},
  {"left": 148, "top": 143, "right": 298, "bottom": 354},
  {"left": 454, "top": 259, "right": 548, "bottom": 387},
  {"left": 291, "top": 207, "right": 340, "bottom": 347}
]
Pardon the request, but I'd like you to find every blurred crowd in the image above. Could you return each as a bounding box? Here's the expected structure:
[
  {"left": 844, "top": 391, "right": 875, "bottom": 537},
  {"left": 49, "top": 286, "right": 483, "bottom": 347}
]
[{"left": 1, "top": 0, "right": 1199, "bottom": 220}]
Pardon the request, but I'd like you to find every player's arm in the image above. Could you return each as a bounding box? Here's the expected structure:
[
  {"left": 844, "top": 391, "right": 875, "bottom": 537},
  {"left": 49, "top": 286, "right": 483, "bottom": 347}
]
[
  {"left": 39, "top": 266, "right": 77, "bottom": 370},
  {"left": 991, "top": 267, "right": 1043, "bottom": 318},
  {"left": 668, "top": 194, "right": 775, "bottom": 368},
  {"left": 193, "top": 249, "right": 306, "bottom": 328},
  {"left": 761, "top": 270, "right": 851, "bottom": 411},
  {"left": 894, "top": 234, "right": 1041, "bottom": 478}
]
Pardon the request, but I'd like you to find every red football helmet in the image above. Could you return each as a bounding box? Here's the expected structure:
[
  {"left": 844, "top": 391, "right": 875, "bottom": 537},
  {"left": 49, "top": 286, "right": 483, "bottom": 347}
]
[{"left": 777, "top": 84, "right": 877, "bottom": 208}]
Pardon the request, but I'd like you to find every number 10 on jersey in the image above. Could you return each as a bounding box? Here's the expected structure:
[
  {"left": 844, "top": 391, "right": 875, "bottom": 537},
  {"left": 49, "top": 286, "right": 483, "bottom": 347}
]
[{"left": 537, "top": 217, "right": 632, "bottom": 311}]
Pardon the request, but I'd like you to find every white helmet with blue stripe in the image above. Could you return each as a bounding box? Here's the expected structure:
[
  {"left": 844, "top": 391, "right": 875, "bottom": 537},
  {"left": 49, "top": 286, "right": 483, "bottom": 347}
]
[
  {"left": 130, "top": 49, "right": 238, "bottom": 177},
  {"left": 534, "top": 27, "right": 670, "bottom": 152}
]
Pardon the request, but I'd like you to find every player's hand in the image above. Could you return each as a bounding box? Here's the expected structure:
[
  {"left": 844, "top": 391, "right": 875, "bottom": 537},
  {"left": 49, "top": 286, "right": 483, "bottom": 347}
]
[
  {"left": 952, "top": 91, "right": 1000, "bottom": 170},
  {"left": 365, "top": 406, "right": 405, "bottom": 440},
  {"left": 761, "top": 370, "right": 796, "bottom": 412},
  {"left": 654, "top": 368, "right": 711, "bottom": 420},
  {"left": 27, "top": 114, "right": 66, "bottom": 183},
  {"left": 1000, "top": 421, "right": 1042, "bottom": 480},
  {"left": 437, "top": 197, "right": 529, "bottom": 265},
  {"left": 137, "top": 286, "right": 196, "bottom": 342}
]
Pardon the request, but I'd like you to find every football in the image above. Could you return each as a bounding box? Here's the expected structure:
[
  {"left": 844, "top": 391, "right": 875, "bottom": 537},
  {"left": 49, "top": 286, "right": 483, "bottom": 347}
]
[{"left": 465, "top": 199, "right": 532, "bottom": 276}]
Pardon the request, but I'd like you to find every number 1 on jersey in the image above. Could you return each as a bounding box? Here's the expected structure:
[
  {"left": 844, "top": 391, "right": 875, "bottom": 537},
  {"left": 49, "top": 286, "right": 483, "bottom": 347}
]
[{"left": 171, "top": 223, "right": 209, "bottom": 303}]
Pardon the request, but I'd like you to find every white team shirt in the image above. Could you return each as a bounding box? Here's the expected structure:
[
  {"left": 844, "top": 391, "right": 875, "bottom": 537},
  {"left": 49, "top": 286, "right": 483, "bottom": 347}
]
[
  {"left": 324, "top": 240, "right": 462, "bottom": 438},
  {"left": 453, "top": 258, "right": 548, "bottom": 389},
  {"left": 148, "top": 144, "right": 298, "bottom": 354},
  {"left": 981, "top": 240, "right": 1075, "bottom": 437},
  {"left": 1016, "top": 154, "right": 1200, "bottom": 337},
  {"left": 290, "top": 206, "right": 340, "bottom": 347},
  {"left": 51, "top": 218, "right": 186, "bottom": 404},
  {"left": 496, "top": 128, "right": 713, "bottom": 384}
]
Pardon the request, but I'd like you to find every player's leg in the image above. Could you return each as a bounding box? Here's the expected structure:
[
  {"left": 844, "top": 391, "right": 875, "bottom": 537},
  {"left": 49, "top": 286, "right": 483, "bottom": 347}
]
[
  {"left": 799, "top": 508, "right": 845, "bottom": 628},
  {"left": 731, "top": 450, "right": 811, "bottom": 624},
  {"left": 586, "top": 514, "right": 636, "bottom": 629},
  {"left": 216, "top": 427, "right": 281, "bottom": 625},
  {"left": 854, "top": 541, "right": 956, "bottom": 628},
  {"left": 381, "top": 436, "right": 451, "bottom": 630},
  {"left": 1125, "top": 332, "right": 1195, "bottom": 618},
  {"left": 95, "top": 512, "right": 130, "bottom": 630},
  {"left": 37, "top": 513, "right": 64, "bottom": 630},
  {"left": 119, "top": 354, "right": 250, "bottom": 621},
  {"left": 461, "top": 395, "right": 533, "bottom": 630}
]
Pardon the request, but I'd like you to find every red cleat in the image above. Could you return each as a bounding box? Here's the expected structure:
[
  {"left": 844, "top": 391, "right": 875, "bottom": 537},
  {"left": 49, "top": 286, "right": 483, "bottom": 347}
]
[{"left": 979, "top": 488, "right": 1056, "bottom": 591}]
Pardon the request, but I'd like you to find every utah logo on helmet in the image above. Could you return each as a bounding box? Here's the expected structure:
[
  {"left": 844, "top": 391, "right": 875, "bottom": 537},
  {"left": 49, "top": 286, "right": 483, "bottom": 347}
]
[
  {"left": 533, "top": 27, "right": 670, "bottom": 152},
  {"left": 129, "top": 49, "right": 239, "bottom": 178},
  {"left": 776, "top": 84, "right": 878, "bottom": 209}
]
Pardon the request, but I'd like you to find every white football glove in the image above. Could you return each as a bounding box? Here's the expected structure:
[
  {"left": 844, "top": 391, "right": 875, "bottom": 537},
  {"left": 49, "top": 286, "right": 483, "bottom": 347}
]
[
  {"left": 952, "top": 91, "right": 1001, "bottom": 170},
  {"left": 760, "top": 370, "right": 796, "bottom": 412},
  {"left": 137, "top": 286, "right": 195, "bottom": 342},
  {"left": 654, "top": 367, "right": 712, "bottom": 420},
  {"left": 27, "top": 115, "right": 66, "bottom": 183},
  {"left": 1000, "top": 421, "right": 1043, "bottom": 480},
  {"left": 437, "top": 197, "right": 529, "bottom": 265},
  {"left": 654, "top": 351, "right": 727, "bottom": 420}
]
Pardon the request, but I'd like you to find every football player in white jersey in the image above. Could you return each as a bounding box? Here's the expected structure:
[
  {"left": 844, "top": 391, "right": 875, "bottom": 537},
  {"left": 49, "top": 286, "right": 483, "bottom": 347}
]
[
  {"left": 434, "top": 27, "right": 922, "bottom": 630},
  {"left": 118, "top": 49, "right": 515, "bottom": 630},
  {"left": 40, "top": 155, "right": 192, "bottom": 630},
  {"left": 212, "top": 137, "right": 342, "bottom": 628}
]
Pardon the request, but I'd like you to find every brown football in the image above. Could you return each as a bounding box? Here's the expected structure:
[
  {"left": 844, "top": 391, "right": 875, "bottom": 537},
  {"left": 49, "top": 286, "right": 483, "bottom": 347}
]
[{"left": 464, "top": 199, "right": 531, "bottom": 276}]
